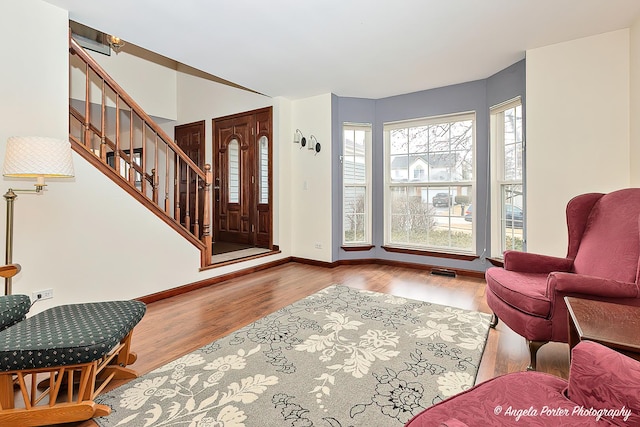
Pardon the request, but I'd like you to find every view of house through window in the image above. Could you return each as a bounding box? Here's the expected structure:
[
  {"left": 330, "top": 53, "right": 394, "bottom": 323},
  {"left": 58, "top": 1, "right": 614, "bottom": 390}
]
[
  {"left": 490, "top": 98, "right": 524, "bottom": 256},
  {"left": 384, "top": 113, "right": 475, "bottom": 253},
  {"left": 342, "top": 123, "right": 372, "bottom": 245}
]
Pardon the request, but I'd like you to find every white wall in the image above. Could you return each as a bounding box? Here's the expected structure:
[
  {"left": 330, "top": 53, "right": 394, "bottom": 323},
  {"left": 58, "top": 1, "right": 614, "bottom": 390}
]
[
  {"left": 526, "top": 29, "right": 631, "bottom": 256},
  {"left": 87, "top": 46, "right": 178, "bottom": 120},
  {"left": 1, "top": 0, "right": 70, "bottom": 308},
  {"left": 175, "top": 69, "right": 273, "bottom": 166},
  {"left": 272, "top": 97, "right": 293, "bottom": 253},
  {"left": 290, "top": 94, "right": 333, "bottom": 261}
]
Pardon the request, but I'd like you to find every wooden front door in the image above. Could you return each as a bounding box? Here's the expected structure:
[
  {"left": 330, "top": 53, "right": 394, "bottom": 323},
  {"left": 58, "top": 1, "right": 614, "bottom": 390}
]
[
  {"left": 213, "top": 107, "right": 272, "bottom": 248},
  {"left": 175, "top": 120, "right": 205, "bottom": 236}
]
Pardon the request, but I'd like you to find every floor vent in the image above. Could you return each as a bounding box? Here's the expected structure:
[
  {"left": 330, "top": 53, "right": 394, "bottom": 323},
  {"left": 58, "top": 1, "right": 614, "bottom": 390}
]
[{"left": 431, "top": 268, "right": 457, "bottom": 278}]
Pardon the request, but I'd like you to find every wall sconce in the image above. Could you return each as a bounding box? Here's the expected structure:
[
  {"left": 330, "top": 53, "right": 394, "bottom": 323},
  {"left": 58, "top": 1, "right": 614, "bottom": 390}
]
[
  {"left": 309, "top": 135, "right": 321, "bottom": 154},
  {"left": 109, "top": 35, "right": 125, "bottom": 53},
  {"left": 293, "top": 129, "right": 307, "bottom": 149},
  {"left": 2, "top": 137, "right": 75, "bottom": 295}
]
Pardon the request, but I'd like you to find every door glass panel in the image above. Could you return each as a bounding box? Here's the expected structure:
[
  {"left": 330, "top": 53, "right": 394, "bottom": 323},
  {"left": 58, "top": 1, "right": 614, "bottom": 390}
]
[
  {"left": 259, "top": 135, "right": 269, "bottom": 204},
  {"left": 228, "top": 139, "right": 239, "bottom": 203}
]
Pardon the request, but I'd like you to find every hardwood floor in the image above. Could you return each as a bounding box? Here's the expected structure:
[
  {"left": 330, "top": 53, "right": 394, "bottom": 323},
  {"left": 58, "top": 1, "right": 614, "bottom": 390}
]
[{"left": 70, "top": 262, "right": 570, "bottom": 426}]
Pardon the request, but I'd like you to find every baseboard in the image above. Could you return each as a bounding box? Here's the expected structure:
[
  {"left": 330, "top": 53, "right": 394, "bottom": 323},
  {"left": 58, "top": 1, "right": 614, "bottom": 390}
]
[
  {"left": 291, "top": 256, "right": 486, "bottom": 279},
  {"left": 289, "top": 257, "right": 335, "bottom": 268},
  {"left": 138, "top": 257, "right": 291, "bottom": 304},
  {"left": 138, "top": 256, "right": 486, "bottom": 304}
]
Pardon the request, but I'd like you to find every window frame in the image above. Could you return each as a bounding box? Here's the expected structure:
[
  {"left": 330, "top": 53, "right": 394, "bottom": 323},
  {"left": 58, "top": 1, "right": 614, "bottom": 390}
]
[
  {"left": 490, "top": 97, "right": 525, "bottom": 257},
  {"left": 341, "top": 122, "right": 373, "bottom": 247},
  {"left": 383, "top": 112, "right": 476, "bottom": 255}
]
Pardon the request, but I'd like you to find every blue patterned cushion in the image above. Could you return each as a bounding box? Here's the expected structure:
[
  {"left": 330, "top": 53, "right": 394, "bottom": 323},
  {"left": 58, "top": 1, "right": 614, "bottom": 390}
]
[
  {"left": 0, "top": 300, "right": 145, "bottom": 371},
  {"left": 0, "top": 294, "right": 31, "bottom": 331}
]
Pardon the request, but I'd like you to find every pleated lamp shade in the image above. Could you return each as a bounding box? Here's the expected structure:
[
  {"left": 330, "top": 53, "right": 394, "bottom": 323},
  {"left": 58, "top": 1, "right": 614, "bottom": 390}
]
[{"left": 3, "top": 137, "right": 74, "bottom": 181}]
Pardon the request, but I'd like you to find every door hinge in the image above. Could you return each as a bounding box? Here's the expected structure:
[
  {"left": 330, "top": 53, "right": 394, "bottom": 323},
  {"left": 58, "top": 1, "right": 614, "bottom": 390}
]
[
  {"left": 251, "top": 224, "right": 255, "bottom": 232},
  {"left": 251, "top": 175, "right": 255, "bottom": 184}
]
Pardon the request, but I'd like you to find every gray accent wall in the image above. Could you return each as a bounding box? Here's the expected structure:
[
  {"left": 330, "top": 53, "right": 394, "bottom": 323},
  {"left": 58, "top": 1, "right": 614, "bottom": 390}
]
[{"left": 332, "top": 59, "right": 525, "bottom": 272}]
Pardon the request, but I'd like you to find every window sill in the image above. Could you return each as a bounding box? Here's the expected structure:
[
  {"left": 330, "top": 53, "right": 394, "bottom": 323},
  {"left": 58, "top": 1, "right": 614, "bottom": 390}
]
[
  {"left": 341, "top": 245, "right": 375, "bottom": 252},
  {"left": 487, "top": 257, "right": 504, "bottom": 267},
  {"left": 381, "top": 245, "right": 478, "bottom": 261}
]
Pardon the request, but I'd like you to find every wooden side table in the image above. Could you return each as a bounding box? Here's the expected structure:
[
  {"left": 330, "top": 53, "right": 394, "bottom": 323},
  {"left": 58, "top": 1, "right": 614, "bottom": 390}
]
[{"left": 565, "top": 297, "right": 640, "bottom": 361}]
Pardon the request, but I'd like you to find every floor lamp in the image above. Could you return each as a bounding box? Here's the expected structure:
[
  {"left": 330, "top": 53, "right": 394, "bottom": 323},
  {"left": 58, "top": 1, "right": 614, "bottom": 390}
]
[{"left": 2, "top": 136, "right": 75, "bottom": 295}]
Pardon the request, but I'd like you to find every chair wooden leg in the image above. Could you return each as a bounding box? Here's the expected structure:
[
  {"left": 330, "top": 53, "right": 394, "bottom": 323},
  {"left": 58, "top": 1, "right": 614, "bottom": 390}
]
[
  {"left": 115, "top": 331, "right": 134, "bottom": 367},
  {"left": 0, "top": 373, "right": 15, "bottom": 410},
  {"left": 489, "top": 313, "right": 499, "bottom": 328},
  {"left": 526, "top": 340, "right": 548, "bottom": 371},
  {"left": 0, "top": 363, "right": 112, "bottom": 427}
]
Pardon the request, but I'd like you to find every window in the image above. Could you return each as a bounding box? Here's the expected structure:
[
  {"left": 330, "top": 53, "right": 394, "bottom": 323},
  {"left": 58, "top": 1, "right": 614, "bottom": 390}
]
[
  {"left": 490, "top": 98, "right": 524, "bottom": 256},
  {"left": 228, "top": 139, "right": 239, "bottom": 203},
  {"left": 384, "top": 113, "right": 475, "bottom": 253},
  {"left": 342, "top": 123, "right": 372, "bottom": 246},
  {"left": 258, "top": 135, "right": 269, "bottom": 204}
]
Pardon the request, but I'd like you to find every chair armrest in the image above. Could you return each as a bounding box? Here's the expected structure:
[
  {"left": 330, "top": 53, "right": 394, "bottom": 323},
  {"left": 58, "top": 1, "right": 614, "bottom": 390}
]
[
  {"left": 548, "top": 272, "right": 639, "bottom": 299},
  {"left": 503, "top": 250, "right": 573, "bottom": 274},
  {"left": 567, "top": 341, "right": 640, "bottom": 425}
]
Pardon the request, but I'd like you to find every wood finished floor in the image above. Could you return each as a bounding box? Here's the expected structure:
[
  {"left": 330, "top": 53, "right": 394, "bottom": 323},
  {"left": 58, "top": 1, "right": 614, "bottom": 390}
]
[{"left": 69, "top": 262, "right": 570, "bottom": 426}]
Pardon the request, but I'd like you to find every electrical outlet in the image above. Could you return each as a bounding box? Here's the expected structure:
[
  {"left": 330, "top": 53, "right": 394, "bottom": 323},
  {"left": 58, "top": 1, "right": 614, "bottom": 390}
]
[
  {"left": 32, "top": 288, "right": 53, "bottom": 301},
  {"left": 314, "top": 242, "right": 322, "bottom": 249}
]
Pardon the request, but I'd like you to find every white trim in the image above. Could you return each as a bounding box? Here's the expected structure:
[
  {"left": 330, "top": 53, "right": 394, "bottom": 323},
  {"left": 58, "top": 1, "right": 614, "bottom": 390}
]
[
  {"left": 490, "top": 98, "right": 525, "bottom": 257},
  {"left": 383, "top": 112, "right": 476, "bottom": 254},
  {"left": 342, "top": 122, "right": 372, "bottom": 246}
]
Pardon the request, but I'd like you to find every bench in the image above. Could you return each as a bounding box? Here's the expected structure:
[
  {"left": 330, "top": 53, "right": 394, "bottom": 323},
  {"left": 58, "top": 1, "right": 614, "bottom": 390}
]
[{"left": 0, "top": 298, "right": 145, "bottom": 426}]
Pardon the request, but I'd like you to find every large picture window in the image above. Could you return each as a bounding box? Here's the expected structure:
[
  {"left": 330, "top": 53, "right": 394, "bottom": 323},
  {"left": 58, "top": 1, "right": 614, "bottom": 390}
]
[
  {"left": 490, "top": 98, "right": 524, "bottom": 256},
  {"left": 342, "top": 123, "right": 372, "bottom": 246},
  {"left": 384, "top": 113, "right": 475, "bottom": 253}
]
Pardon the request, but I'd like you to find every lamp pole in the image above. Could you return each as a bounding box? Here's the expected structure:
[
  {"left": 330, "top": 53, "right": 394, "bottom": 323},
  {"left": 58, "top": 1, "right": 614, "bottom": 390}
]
[{"left": 4, "top": 189, "right": 16, "bottom": 295}]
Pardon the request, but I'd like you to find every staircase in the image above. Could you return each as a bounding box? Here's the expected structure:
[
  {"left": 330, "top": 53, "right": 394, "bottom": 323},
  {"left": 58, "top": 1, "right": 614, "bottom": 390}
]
[{"left": 67, "top": 35, "right": 212, "bottom": 266}]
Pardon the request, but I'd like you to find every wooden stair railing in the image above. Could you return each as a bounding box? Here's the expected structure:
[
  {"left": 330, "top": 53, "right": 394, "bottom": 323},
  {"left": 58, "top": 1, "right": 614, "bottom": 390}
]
[{"left": 68, "top": 35, "right": 212, "bottom": 266}]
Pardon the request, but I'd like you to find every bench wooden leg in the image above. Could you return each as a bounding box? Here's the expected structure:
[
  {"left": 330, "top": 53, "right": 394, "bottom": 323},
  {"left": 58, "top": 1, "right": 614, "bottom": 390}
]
[
  {"left": 0, "top": 401, "right": 110, "bottom": 427},
  {"left": 0, "top": 373, "right": 14, "bottom": 410},
  {"left": 0, "top": 363, "right": 113, "bottom": 427}
]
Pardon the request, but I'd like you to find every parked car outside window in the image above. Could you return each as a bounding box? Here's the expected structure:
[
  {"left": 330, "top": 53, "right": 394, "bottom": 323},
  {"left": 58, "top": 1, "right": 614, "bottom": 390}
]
[
  {"left": 432, "top": 192, "right": 453, "bottom": 207},
  {"left": 464, "top": 204, "right": 523, "bottom": 228}
]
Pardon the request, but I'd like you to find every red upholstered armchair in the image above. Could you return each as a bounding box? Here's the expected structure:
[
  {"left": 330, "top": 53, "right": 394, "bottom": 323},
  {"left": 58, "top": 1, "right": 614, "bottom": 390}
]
[
  {"left": 405, "top": 341, "right": 640, "bottom": 426},
  {"left": 485, "top": 188, "right": 640, "bottom": 370}
]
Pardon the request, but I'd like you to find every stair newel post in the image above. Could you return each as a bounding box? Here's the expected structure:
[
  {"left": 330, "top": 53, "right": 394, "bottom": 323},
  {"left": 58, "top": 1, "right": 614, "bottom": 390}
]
[{"left": 201, "top": 164, "right": 213, "bottom": 263}]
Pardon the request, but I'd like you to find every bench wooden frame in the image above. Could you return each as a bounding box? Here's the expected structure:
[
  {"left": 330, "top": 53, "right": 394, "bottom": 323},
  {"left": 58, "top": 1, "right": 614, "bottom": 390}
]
[{"left": 0, "top": 330, "right": 139, "bottom": 427}]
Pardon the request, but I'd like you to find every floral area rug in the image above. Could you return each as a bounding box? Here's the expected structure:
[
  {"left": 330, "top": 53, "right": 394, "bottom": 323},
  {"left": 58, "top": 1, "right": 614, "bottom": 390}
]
[{"left": 96, "top": 284, "right": 492, "bottom": 427}]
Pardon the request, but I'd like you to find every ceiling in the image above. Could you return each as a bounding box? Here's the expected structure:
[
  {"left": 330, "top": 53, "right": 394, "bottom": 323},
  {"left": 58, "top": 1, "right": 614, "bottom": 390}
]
[{"left": 44, "top": 0, "right": 640, "bottom": 100}]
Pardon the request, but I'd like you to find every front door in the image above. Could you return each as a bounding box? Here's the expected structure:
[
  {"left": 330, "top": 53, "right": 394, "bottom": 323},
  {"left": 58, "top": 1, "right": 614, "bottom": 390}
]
[{"left": 213, "top": 107, "right": 272, "bottom": 248}]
